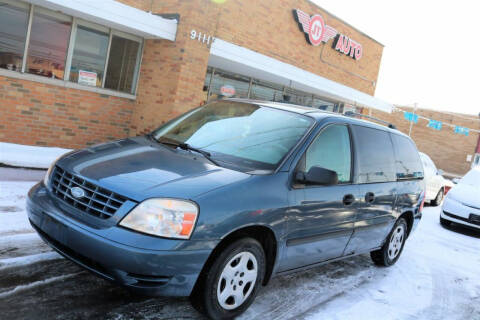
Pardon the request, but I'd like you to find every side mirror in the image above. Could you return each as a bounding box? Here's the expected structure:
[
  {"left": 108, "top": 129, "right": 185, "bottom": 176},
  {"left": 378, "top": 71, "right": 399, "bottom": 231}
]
[
  {"left": 296, "top": 166, "right": 338, "bottom": 185},
  {"left": 437, "top": 169, "right": 444, "bottom": 176}
]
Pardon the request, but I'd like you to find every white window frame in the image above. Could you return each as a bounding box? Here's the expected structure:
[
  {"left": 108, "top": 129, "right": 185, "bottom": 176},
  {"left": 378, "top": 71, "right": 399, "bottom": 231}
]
[
  {"left": 0, "top": 2, "right": 144, "bottom": 96},
  {"left": 65, "top": 18, "right": 110, "bottom": 86},
  {"left": 105, "top": 30, "right": 143, "bottom": 94}
]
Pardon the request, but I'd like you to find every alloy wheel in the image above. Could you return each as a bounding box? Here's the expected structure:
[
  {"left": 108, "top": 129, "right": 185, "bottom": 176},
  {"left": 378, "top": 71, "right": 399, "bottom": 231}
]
[
  {"left": 387, "top": 225, "right": 405, "bottom": 260},
  {"left": 217, "top": 251, "right": 258, "bottom": 310}
]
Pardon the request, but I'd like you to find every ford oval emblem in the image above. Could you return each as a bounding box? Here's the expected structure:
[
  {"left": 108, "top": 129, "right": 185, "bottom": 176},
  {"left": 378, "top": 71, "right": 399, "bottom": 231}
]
[{"left": 71, "top": 186, "right": 85, "bottom": 199}]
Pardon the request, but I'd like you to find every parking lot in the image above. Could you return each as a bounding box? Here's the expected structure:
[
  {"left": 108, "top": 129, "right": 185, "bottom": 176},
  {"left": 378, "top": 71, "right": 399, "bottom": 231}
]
[{"left": 0, "top": 176, "right": 479, "bottom": 320}]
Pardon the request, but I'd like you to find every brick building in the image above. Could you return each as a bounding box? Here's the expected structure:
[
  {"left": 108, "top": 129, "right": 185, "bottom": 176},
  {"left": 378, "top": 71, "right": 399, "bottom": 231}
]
[
  {"left": 0, "top": 0, "right": 478, "bottom": 174},
  {"left": 0, "top": 0, "right": 390, "bottom": 149}
]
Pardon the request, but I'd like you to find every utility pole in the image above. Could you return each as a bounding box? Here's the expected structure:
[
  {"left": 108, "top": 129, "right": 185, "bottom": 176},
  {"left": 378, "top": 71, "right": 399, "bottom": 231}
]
[{"left": 408, "top": 102, "right": 417, "bottom": 137}]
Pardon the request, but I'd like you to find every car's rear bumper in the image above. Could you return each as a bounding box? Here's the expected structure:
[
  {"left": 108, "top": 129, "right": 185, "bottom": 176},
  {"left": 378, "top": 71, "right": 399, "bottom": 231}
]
[
  {"left": 27, "top": 183, "right": 215, "bottom": 296},
  {"left": 441, "top": 197, "right": 480, "bottom": 230}
]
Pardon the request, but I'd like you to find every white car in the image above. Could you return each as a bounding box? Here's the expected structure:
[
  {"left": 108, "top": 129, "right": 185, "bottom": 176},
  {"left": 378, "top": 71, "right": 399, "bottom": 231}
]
[
  {"left": 441, "top": 167, "right": 480, "bottom": 230},
  {"left": 419, "top": 152, "right": 450, "bottom": 206}
]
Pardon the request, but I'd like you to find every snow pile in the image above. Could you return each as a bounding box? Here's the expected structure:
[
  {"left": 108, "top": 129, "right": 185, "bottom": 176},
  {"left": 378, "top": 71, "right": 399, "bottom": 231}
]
[
  {"left": 0, "top": 181, "right": 62, "bottom": 269},
  {"left": 0, "top": 252, "right": 60, "bottom": 271},
  {"left": 0, "top": 181, "right": 38, "bottom": 234},
  {"left": 0, "top": 142, "right": 72, "bottom": 169}
]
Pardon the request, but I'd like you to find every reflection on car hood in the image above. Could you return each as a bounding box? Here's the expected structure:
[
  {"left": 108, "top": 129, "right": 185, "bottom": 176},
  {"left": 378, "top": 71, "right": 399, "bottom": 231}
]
[
  {"left": 57, "top": 137, "right": 250, "bottom": 202},
  {"left": 447, "top": 183, "right": 480, "bottom": 208}
]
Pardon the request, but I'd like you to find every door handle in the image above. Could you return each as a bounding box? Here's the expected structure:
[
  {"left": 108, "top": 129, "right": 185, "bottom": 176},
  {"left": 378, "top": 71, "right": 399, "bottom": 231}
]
[
  {"left": 365, "top": 192, "right": 375, "bottom": 204},
  {"left": 343, "top": 194, "right": 355, "bottom": 206}
]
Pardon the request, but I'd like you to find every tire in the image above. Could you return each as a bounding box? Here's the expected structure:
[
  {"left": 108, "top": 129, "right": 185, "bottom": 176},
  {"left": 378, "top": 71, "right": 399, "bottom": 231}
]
[
  {"left": 190, "top": 238, "right": 266, "bottom": 319},
  {"left": 431, "top": 188, "right": 444, "bottom": 206},
  {"left": 440, "top": 216, "right": 452, "bottom": 227},
  {"left": 371, "top": 218, "right": 408, "bottom": 267}
]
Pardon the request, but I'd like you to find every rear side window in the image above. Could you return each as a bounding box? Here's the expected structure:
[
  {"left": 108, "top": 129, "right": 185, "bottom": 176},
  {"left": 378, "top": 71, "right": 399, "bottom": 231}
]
[
  {"left": 391, "top": 134, "right": 424, "bottom": 179},
  {"left": 352, "top": 125, "right": 396, "bottom": 183}
]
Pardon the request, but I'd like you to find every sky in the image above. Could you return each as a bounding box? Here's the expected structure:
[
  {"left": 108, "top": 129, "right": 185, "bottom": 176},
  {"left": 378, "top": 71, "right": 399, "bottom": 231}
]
[{"left": 313, "top": 0, "right": 480, "bottom": 116}]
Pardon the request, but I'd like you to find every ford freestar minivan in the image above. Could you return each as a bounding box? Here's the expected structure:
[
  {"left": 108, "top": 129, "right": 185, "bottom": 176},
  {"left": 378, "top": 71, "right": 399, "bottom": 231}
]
[{"left": 28, "top": 99, "right": 425, "bottom": 319}]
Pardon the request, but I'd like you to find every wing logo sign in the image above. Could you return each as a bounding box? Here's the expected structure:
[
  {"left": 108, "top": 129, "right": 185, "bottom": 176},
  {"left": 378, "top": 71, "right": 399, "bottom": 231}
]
[{"left": 293, "top": 9, "right": 363, "bottom": 60}]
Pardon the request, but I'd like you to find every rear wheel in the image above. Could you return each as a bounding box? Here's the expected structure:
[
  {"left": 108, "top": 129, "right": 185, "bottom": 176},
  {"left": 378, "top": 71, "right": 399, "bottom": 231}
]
[
  {"left": 190, "top": 238, "right": 266, "bottom": 319},
  {"left": 431, "top": 188, "right": 444, "bottom": 206},
  {"left": 371, "top": 218, "right": 407, "bottom": 267}
]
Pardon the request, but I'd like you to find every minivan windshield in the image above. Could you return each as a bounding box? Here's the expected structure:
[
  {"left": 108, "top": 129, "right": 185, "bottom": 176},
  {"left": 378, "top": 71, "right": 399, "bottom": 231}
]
[{"left": 152, "top": 101, "right": 314, "bottom": 171}]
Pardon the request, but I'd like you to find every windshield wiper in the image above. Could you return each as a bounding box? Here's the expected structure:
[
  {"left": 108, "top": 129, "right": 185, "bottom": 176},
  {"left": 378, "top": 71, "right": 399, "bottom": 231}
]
[{"left": 156, "top": 138, "right": 220, "bottom": 167}]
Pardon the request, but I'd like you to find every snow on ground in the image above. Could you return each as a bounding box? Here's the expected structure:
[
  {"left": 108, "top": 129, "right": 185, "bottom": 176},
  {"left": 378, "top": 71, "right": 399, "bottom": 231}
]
[
  {"left": 0, "top": 178, "right": 479, "bottom": 319},
  {"left": 0, "top": 180, "right": 60, "bottom": 267},
  {"left": 303, "top": 212, "right": 480, "bottom": 320},
  {"left": 0, "top": 181, "right": 38, "bottom": 234},
  {"left": 0, "top": 142, "right": 71, "bottom": 169}
]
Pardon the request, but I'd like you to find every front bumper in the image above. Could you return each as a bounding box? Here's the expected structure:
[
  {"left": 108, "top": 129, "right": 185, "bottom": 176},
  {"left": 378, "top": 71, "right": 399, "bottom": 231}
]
[
  {"left": 441, "top": 197, "right": 480, "bottom": 230},
  {"left": 27, "top": 183, "right": 216, "bottom": 296}
]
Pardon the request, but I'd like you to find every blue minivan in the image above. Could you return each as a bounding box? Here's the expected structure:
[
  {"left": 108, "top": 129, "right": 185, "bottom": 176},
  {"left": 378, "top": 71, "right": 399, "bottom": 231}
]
[{"left": 28, "top": 99, "right": 425, "bottom": 319}]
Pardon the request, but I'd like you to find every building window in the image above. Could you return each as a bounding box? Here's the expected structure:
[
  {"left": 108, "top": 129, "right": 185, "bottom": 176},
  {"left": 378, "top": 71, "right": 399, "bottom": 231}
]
[
  {"left": 204, "top": 67, "right": 341, "bottom": 112},
  {"left": 26, "top": 7, "right": 71, "bottom": 79},
  {"left": 0, "top": 3, "right": 143, "bottom": 95},
  {"left": 69, "top": 23, "right": 109, "bottom": 87},
  {"left": 313, "top": 97, "right": 335, "bottom": 112},
  {"left": 104, "top": 34, "right": 141, "bottom": 94},
  {"left": 284, "top": 87, "right": 313, "bottom": 106},
  {"left": 0, "top": 0, "right": 29, "bottom": 72},
  {"left": 250, "top": 79, "right": 284, "bottom": 102},
  {"left": 206, "top": 69, "right": 250, "bottom": 100}
]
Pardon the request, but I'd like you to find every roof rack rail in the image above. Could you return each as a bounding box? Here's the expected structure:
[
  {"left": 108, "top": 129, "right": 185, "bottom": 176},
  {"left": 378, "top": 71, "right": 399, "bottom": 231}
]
[{"left": 344, "top": 111, "right": 397, "bottom": 129}]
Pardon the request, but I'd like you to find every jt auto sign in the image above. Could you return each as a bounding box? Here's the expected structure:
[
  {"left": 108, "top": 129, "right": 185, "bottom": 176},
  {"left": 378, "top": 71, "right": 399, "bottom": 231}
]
[{"left": 293, "top": 9, "right": 363, "bottom": 60}]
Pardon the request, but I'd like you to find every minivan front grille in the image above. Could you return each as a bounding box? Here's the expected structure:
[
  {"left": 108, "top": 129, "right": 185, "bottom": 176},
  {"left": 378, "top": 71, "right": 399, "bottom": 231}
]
[{"left": 50, "top": 166, "right": 127, "bottom": 219}]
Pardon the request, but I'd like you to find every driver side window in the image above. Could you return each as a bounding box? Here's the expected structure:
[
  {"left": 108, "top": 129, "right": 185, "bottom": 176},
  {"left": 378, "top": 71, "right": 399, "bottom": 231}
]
[{"left": 305, "top": 124, "right": 352, "bottom": 183}]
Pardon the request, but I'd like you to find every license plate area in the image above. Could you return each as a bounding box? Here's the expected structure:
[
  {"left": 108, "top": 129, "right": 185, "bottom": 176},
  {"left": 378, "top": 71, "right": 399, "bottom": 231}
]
[
  {"left": 469, "top": 214, "right": 480, "bottom": 226},
  {"left": 42, "top": 213, "right": 68, "bottom": 244}
]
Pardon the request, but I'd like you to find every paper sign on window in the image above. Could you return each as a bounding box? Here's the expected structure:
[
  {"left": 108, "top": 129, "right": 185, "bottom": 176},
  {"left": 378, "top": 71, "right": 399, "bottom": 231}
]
[{"left": 78, "top": 70, "right": 97, "bottom": 87}]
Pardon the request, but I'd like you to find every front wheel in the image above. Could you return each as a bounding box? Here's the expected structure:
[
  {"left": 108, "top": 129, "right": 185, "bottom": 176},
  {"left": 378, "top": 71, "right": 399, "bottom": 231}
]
[
  {"left": 191, "top": 238, "right": 266, "bottom": 319},
  {"left": 371, "top": 218, "right": 407, "bottom": 267}
]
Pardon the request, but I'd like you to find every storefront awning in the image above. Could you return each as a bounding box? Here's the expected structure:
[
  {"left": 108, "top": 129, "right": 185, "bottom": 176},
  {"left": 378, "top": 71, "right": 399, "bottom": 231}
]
[
  {"left": 208, "top": 39, "right": 393, "bottom": 113},
  {"left": 24, "top": 0, "right": 177, "bottom": 40}
]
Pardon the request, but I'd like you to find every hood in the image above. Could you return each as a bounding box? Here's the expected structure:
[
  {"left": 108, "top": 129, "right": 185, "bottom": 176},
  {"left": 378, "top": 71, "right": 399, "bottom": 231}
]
[
  {"left": 447, "top": 183, "right": 480, "bottom": 208},
  {"left": 57, "top": 137, "right": 250, "bottom": 202}
]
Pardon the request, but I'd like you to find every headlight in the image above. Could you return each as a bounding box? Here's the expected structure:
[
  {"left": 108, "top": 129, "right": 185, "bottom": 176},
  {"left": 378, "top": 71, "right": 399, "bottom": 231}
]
[
  {"left": 43, "top": 155, "right": 64, "bottom": 187},
  {"left": 120, "top": 198, "right": 198, "bottom": 239},
  {"left": 43, "top": 151, "right": 75, "bottom": 187},
  {"left": 43, "top": 162, "right": 55, "bottom": 187}
]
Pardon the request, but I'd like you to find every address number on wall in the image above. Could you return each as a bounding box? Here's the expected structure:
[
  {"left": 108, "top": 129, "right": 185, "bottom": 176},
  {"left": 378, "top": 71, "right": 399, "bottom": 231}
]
[{"left": 190, "top": 29, "right": 215, "bottom": 45}]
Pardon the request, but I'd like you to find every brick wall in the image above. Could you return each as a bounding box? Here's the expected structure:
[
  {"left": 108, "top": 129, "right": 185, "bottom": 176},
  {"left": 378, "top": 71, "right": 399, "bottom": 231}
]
[
  {"left": 369, "top": 107, "right": 480, "bottom": 175},
  {"left": 211, "top": 0, "right": 383, "bottom": 96},
  {"left": 131, "top": 0, "right": 221, "bottom": 135},
  {"left": 0, "top": 76, "right": 134, "bottom": 148}
]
